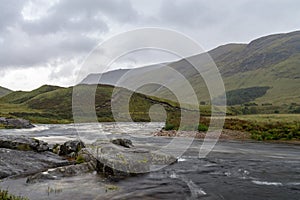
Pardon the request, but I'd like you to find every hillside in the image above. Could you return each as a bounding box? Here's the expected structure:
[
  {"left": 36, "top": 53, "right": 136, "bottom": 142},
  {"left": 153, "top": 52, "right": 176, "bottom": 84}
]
[
  {"left": 0, "top": 86, "right": 12, "bottom": 98},
  {"left": 82, "top": 30, "right": 300, "bottom": 108},
  {"left": 0, "top": 84, "right": 181, "bottom": 123},
  {"left": 0, "top": 85, "right": 62, "bottom": 104}
]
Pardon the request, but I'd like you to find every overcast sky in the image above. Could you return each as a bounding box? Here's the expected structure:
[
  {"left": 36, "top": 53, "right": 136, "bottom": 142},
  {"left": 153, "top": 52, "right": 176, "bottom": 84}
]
[{"left": 0, "top": 0, "right": 300, "bottom": 91}]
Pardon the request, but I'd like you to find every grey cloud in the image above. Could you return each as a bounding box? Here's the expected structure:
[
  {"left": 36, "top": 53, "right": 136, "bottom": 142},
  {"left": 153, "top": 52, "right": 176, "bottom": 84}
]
[
  {"left": 22, "top": 0, "right": 138, "bottom": 35},
  {"left": 0, "top": 0, "right": 26, "bottom": 31},
  {"left": 1, "top": 0, "right": 300, "bottom": 82},
  {"left": 155, "top": 0, "right": 300, "bottom": 49},
  {"left": 0, "top": 0, "right": 139, "bottom": 69},
  {"left": 158, "top": 0, "right": 229, "bottom": 29}
]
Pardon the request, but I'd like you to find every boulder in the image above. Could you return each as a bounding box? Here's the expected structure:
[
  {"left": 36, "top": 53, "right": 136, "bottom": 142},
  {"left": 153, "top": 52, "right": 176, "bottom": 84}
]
[
  {"left": 0, "top": 117, "right": 34, "bottom": 129},
  {"left": 0, "top": 135, "right": 49, "bottom": 152},
  {"left": 59, "top": 140, "right": 85, "bottom": 157},
  {"left": 89, "top": 139, "right": 177, "bottom": 178},
  {"left": 111, "top": 138, "right": 134, "bottom": 148}
]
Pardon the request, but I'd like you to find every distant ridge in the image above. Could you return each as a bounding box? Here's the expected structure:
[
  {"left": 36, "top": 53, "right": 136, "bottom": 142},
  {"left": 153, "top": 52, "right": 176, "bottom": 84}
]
[{"left": 0, "top": 86, "right": 12, "bottom": 98}]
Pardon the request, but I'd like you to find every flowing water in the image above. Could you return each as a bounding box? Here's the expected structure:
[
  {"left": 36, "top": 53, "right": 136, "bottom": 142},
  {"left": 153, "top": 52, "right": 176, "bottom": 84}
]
[{"left": 0, "top": 123, "right": 300, "bottom": 200}]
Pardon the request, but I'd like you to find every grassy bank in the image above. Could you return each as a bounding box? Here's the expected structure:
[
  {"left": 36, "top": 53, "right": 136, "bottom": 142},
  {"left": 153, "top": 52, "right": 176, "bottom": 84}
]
[
  {"left": 226, "top": 114, "right": 300, "bottom": 141},
  {"left": 0, "top": 189, "right": 28, "bottom": 200},
  {"left": 164, "top": 114, "right": 300, "bottom": 141}
]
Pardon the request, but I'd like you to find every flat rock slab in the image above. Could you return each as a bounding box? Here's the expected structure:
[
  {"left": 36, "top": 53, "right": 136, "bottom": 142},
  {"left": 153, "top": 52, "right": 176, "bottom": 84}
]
[
  {"left": 0, "top": 135, "right": 49, "bottom": 152},
  {"left": 0, "top": 148, "right": 70, "bottom": 179}
]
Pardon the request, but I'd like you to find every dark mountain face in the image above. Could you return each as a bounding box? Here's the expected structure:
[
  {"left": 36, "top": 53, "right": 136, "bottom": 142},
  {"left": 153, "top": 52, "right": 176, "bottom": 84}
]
[
  {"left": 211, "top": 31, "right": 300, "bottom": 76},
  {"left": 81, "top": 69, "right": 130, "bottom": 86}
]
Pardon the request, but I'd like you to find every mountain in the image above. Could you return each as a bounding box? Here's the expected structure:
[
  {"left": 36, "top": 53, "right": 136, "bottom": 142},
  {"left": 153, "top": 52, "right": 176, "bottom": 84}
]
[
  {"left": 0, "top": 86, "right": 12, "bottom": 98},
  {"left": 82, "top": 31, "right": 300, "bottom": 106},
  {"left": 1, "top": 31, "right": 300, "bottom": 122}
]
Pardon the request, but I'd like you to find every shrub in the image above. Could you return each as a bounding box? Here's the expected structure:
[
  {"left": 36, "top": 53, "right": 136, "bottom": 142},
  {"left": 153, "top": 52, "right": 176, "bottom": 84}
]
[
  {"left": 198, "top": 124, "right": 208, "bottom": 132},
  {"left": 164, "top": 124, "right": 176, "bottom": 130}
]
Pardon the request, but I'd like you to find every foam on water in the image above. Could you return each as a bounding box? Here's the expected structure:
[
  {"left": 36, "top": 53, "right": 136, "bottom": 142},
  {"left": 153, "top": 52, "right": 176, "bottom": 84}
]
[
  {"left": 177, "top": 157, "right": 186, "bottom": 162},
  {"left": 252, "top": 180, "right": 283, "bottom": 186}
]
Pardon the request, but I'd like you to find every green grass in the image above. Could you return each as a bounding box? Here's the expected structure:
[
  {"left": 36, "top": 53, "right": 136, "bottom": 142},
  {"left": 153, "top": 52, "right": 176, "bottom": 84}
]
[
  {"left": 163, "top": 114, "right": 300, "bottom": 141},
  {"left": 229, "top": 114, "right": 300, "bottom": 123},
  {"left": 225, "top": 114, "right": 300, "bottom": 141},
  {"left": 0, "top": 189, "right": 29, "bottom": 200}
]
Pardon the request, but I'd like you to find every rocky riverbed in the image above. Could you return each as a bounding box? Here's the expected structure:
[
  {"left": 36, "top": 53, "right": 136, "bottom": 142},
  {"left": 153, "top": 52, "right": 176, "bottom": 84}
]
[
  {"left": 0, "top": 134, "right": 177, "bottom": 193},
  {"left": 1, "top": 123, "right": 299, "bottom": 200}
]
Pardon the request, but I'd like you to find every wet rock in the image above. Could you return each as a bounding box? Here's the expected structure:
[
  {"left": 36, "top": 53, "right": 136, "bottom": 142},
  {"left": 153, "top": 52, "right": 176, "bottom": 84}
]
[
  {"left": 0, "top": 148, "right": 70, "bottom": 179},
  {"left": 59, "top": 140, "right": 85, "bottom": 156},
  {"left": 49, "top": 143, "right": 60, "bottom": 154},
  {"left": 26, "top": 162, "right": 96, "bottom": 184},
  {"left": 111, "top": 138, "right": 134, "bottom": 148},
  {"left": 26, "top": 148, "right": 97, "bottom": 183},
  {"left": 0, "top": 135, "right": 49, "bottom": 152},
  {"left": 0, "top": 117, "right": 34, "bottom": 129},
  {"left": 77, "top": 148, "right": 95, "bottom": 163},
  {"left": 90, "top": 139, "right": 177, "bottom": 178}
]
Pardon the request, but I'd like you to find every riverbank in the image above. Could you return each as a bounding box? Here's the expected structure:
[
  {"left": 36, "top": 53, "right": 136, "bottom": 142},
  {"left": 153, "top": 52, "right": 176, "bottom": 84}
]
[
  {"left": 153, "top": 129, "right": 300, "bottom": 144},
  {"left": 153, "top": 129, "right": 251, "bottom": 141}
]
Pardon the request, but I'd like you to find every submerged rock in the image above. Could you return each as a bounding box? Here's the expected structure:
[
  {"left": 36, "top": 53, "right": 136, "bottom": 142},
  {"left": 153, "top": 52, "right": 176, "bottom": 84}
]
[
  {"left": 0, "top": 117, "right": 34, "bottom": 129},
  {"left": 0, "top": 135, "right": 49, "bottom": 152}
]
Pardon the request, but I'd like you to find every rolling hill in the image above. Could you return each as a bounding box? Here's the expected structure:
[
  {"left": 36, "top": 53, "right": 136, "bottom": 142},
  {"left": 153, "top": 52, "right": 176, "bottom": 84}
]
[{"left": 0, "top": 84, "right": 182, "bottom": 123}]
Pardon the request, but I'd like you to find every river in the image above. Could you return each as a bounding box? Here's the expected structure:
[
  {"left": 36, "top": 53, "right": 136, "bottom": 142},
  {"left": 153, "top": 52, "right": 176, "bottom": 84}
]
[{"left": 0, "top": 123, "right": 299, "bottom": 199}]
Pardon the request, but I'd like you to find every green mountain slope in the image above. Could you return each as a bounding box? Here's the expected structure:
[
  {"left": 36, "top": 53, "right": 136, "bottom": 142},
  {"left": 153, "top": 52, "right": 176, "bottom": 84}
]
[
  {"left": 0, "top": 84, "right": 181, "bottom": 123},
  {"left": 165, "top": 31, "right": 300, "bottom": 106},
  {"left": 210, "top": 31, "right": 300, "bottom": 105},
  {"left": 0, "top": 86, "right": 12, "bottom": 98},
  {"left": 82, "top": 31, "right": 300, "bottom": 107}
]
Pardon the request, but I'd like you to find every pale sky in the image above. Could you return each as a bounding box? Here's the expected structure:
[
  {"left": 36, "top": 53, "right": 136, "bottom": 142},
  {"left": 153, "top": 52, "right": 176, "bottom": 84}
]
[{"left": 1, "top": 0, "right": 300, "bottom": 91}]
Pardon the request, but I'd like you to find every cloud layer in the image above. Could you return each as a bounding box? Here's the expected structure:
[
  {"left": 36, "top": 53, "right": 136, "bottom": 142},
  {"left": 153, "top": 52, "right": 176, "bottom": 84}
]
[{"left": 0, "top": 0, "right": 300, "bottom": 90}]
